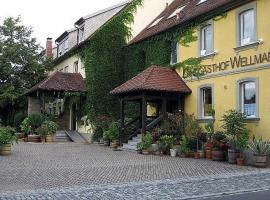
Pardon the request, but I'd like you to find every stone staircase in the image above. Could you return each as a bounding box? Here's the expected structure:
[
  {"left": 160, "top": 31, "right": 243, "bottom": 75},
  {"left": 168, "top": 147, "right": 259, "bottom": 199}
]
[
  {"left": 55, "top": 130, "right": 71, "bottom": 142},
  {"left": 121, "top": 134, "right": 142, "bottom": 151},
  {"left": 65, "top": 130, "right": 88, "bottom": 143}
]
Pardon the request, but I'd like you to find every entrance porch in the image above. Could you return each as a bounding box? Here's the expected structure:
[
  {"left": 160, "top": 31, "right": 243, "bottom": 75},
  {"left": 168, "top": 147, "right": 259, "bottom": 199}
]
[{"left": 110, "top": 65, "right": 192, "bottom": 143}]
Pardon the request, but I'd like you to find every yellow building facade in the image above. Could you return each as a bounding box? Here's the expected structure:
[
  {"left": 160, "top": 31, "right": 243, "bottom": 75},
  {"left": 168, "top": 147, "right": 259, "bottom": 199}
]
[{"left": 178, "top": 0, "right": 270, "bottom": 139}]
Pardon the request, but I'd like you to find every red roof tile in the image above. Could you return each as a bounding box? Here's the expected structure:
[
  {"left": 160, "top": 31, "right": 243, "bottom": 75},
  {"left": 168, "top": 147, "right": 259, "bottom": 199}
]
[
  {"left": 129, "top": 0, "right": 249, "bottom": 45},
  {"left": 25, "top": 72, "right": 86, "bottom": 95},
  {"left": 110, "top": 65, "right": 191, "bottom": 95}
]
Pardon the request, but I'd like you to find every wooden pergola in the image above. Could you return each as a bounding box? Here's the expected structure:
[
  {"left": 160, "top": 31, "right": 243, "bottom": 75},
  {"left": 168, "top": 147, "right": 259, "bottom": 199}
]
[{"left": 110, "top": 66, "right": 192, "bottom": 138}]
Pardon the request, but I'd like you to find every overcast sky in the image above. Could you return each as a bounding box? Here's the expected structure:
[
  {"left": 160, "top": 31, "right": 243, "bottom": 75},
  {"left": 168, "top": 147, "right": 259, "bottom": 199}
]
[{"left": 0, "top": 0, "right": 124, "bottom": 48}]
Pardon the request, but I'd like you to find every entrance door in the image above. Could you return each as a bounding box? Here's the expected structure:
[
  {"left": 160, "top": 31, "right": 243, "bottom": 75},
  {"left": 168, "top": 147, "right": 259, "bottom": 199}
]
[{"left": 72, "top": 103, "right": 77, "bottom": 131}]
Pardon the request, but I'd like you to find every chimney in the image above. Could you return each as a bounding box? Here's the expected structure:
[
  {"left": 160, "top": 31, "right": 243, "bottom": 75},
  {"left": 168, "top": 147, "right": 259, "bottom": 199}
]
[{"left": 45, "top": 37, "right": 53, "bottom": 59}]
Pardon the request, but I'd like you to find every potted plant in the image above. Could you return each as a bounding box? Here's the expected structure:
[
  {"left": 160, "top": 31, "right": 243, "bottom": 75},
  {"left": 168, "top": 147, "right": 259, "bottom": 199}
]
[
  {"left": 222, "top": 110, "right": 246, "bottom": 164},
  {"left": 184, "top": 114, "right": 203, "bottom": 159},
  {"left": 103, "top": 130, "right": 110, "bottom": 146},
  {"left": 235, "top": 129, "right": 249, "bottom": 165},
  {"left": 204, "top": 120, "right": 215, "bottom": 159},
  {"left": 140, "top": 132, "right": 153, "bottom": 155},
  {"left": 37, "top": 125, "right": 48, "bottom": 143},
  {"left": 107, "top": 122, "right": 120, "bottom": 150},
  {"left": 0, "top": 126, "right": 18, "bottom": 155},
  {"left": 157, "top": 135, "right": 176, "bottom": 156},
  {"left": 211, "top": 131, "right": 226, "bottom": 161},
  {"left": 42, "top": 121, "right": 58, "bottom": 142},
  {"left": 178, "top": 135, "right": 190, "bottom": 157},
  {"left": 249, "top": 138, "right": 270, "bottom": 168},
  {"left": 136, "top": 142, "right": 143, "bottom": 154}
]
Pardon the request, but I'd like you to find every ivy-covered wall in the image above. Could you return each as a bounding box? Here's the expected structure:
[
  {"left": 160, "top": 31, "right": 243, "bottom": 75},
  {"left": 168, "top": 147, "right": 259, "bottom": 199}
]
[{"left": 78, "top": 0, "right": 143, "bottom": 123}]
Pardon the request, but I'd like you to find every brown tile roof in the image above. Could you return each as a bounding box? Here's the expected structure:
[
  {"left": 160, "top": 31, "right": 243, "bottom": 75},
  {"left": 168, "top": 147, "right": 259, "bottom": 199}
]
[
  {"left": 129, "top": 0, "right": 250, "bottom": 45},
  {"left": 25, "top": 72, "right": 86, "bottom": 95},
  {"left": 110, "top": 65, "right": 191, "bottom": 95}
]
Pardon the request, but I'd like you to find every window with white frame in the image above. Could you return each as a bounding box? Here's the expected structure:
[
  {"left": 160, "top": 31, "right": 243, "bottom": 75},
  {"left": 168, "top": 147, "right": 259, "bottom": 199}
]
[
  {"left": 78, "top": 26, "right": 84, "bottom": 43},
  {"left": 200, "top": 87, "right": 213, "bottom": 118},
  {"left": 73, "top": 61, "right": 78, "bottom": 73},
  {"left": 58, "top": 37, "right": 69, "bottom": 57},
  {"left": 170, "top": 41, "right": 179, "bottom": 64},
  {"left": 240, "top": 81, "right": 256, "bottom": 118},
  {"left": 239, "top": 9, "right": 256, "bottom": 46},
  {"left": 200, "top": 24, "right": 213, "bottom": 56}
]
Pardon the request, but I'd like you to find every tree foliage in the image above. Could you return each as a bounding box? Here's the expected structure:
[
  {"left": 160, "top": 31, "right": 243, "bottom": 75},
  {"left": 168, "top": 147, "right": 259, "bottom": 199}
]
[{"left": 0, "top": 16, "right": 53, "bottom": 124}]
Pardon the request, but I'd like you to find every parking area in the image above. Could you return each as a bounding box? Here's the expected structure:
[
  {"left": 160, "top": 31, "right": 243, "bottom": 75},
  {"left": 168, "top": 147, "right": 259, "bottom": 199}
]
[{"left": 0, "top": 142, "right": 263, "bottom": 194}]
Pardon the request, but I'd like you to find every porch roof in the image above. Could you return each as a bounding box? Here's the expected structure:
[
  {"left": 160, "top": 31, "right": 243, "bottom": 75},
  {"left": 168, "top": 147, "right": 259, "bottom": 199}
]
[
  {"left": 25, "top": 72, "right": 86, "bottom": 95},
  {"left": 110, "top": 65, "right": 191, "bottom": 96}
]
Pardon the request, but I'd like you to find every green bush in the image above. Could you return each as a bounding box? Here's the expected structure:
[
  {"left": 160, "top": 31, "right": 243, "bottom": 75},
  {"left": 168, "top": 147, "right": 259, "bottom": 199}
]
[
  {"left": 14, "top": 112, "right": 26, "bottom": 132},
  {"left": 42, "top": 121, "right": 58, "bottom": 134},
  {"left": 236, "top": 129, "right": 249, "bottom": 153},
  {"left": 157, "top": 135, "right": 176, "bottom": 152},
  {"left": 249, "top": 138, "right": 270, "bottom": 155},
  {"left": 139, "top": 132, "right": 153, "bottom": 150},
  {"left": 107, "top": 121, "right": 120, "bottom": 141},
  {"left": 37, "top": 124, "right": 49, "bottom": 138},
  {"left": 20, "top": 114, "right": 44, "bottom": 135},
  {"left": 103, "top": 130, "right": 110, "bottom": 141},
  {"left": 178, "top": 135, "right": 190, "bottom": 154},
  {"left": 222, "top": 110, "right": 246, "bottom": 149},
  {"left": 0, "top": 126, "right": 18, "bottom": 147}
]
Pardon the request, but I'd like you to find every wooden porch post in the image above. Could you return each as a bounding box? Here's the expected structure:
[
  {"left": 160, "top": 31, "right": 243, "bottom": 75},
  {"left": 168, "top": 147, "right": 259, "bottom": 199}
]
[
  {"left": 141, "top": 95, "right": 147, "bottom": 135},
  {"left": 120, "top": 98, "right": 125, "bottom": 134},
  {"left": 161, "top": 97, "right": 167, "bottom": 116}
]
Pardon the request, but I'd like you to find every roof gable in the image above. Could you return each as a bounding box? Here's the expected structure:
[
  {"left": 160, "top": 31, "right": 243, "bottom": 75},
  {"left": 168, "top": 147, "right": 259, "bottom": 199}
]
[{"left": 110, "top": 65, "right": 191, "bottom": 95}]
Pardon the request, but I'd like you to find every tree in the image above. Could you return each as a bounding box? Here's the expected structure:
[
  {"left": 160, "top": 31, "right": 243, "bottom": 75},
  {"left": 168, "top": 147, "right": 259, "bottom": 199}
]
[{"left": 0, "top": 16, "right": 53, "bottom": 125}]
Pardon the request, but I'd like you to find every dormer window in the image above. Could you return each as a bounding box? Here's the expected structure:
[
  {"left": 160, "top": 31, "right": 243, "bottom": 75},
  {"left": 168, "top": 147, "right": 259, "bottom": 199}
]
[
  {"left": 78, "top": 26, "right": 84, "bottom": 43},
  {"left": 58, "top": 37, "right": 69, "bottom": 57},
  {"left": 167, "top": 5, "right": 186, "bottom": 19},
  {"left": 198, "top": 0, "right": 207, "bottom": 5}
]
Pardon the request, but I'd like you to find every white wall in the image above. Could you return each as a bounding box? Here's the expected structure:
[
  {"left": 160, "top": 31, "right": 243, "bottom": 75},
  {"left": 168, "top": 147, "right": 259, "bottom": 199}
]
[
  {"left": 49, "top": 55, "right": 85, "bottom": 78},
  {"left": 129, "top": 0, "right": 174, "bottom": 40}
]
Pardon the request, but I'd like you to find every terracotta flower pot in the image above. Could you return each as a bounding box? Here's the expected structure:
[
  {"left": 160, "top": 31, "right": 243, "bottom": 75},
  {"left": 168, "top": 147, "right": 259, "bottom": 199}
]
[
  {"left": 0, "top": 143, "right": 11, "bottom": 156},
  {"left": 142, "top": 150, "right": 150, "bottom": 155},
  {"left": 206, "top": 149, "right": 212, "bottom": 159},
  {"left": 253, "top": 154, "right": 267, "bottom": 168},
  {"left": 236, "top": 157, "right": 244, "bottom": 166},
  {"left": 198, "top": 150, "right": 205, "bottom": 158},
  {"left": 194, "top": 152, "right": 200, "bottom": 159},
  {"left": 212, "top": 150, "right": 225, "bottom": 161}
]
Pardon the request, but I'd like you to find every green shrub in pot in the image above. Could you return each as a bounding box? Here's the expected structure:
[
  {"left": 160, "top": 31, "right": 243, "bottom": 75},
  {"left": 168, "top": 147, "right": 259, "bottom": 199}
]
[
  {"left": 249, "top": 138, "right": 270, "bottom": 168},
  {"left": 140, "top": 132, "right": 153, "bottom": 155},
  {"left": 0, "top": 126, "right": 18, "bottom": 155},
  {"left": 157, "top": 135, "right": 176, "bottom": 155},
  {"left": 221, "top": 110, "right": 246, "bottom": 164}
]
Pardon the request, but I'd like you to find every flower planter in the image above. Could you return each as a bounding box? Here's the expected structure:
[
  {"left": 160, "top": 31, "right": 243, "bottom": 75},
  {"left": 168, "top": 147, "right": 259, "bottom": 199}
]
[
  {"left": 194, "top": 152, "right": 200, "bottom": 159},
  {"left": 198, "top": 150, "right": 205, "bottom": 158},
  {"left": 0, "top": 143, "right": 11, "bottom": 156},
  {"left": 170, "top": 149, "right": 177, "bottom": 157},
  {"left": 188, "top": 152, "right": 195, "bottom": 158},
  {"left": 104, "top": 140, "right": 110, "bottom": 146},
  {"left": 110, "top": 140, "right": 119, "bottom": 149},
  {"left": 179, "top": 153, "right": 188, "bottom": 158},
  {"left": 142, "top": 150, "right": 150, "bottom": 155},
  {"left": 28, "top": 135, "right": 41, "bottom": 143},
  {"left": 137, "top": 149, "right": 142, "bottom": 154},
  {"left": 46, "top": 135, "right": 53, "bottom": 143},
  {"left": 212, "top": 150, "right": 225, "bottom": 161},
  {"left": 228, "top": 149, "right": 240, "bottom": 164},
  {"left": 236, "top": 157, "right": 244, "bottom": 166},
  {"left": 253, "top": 154, "right": 267, "bottom": 168},
  {"left": 206, "top": 149, "right": 212, "bottom": 159}
]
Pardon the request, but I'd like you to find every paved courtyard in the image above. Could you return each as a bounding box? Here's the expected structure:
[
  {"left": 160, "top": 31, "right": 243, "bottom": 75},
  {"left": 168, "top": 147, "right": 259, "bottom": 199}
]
[{"left": 0, "top": 143, "right": 270, "bottom": 199}]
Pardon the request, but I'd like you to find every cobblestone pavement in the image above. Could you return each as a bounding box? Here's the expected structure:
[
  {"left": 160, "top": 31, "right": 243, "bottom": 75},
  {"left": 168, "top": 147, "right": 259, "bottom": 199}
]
[{"left": 0, "top": 143, "right": 269, "bottom": 199}]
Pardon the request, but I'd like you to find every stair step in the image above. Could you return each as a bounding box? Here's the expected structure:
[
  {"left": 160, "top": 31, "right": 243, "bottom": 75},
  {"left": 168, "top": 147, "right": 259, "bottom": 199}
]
[{"left": 122, "top": 144, "right": 137, "bottom": 150}]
